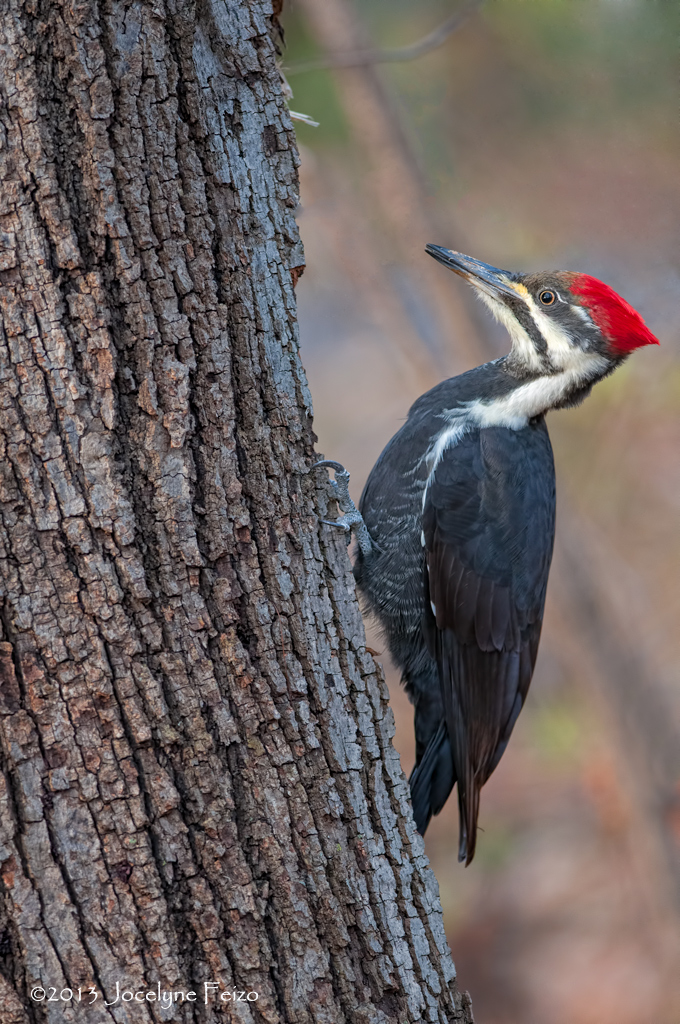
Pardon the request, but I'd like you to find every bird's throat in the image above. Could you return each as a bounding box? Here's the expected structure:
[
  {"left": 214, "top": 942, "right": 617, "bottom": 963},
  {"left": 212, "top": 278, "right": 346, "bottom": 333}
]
[{"left": 468, "top": 354, "right": 612, "bottom": 428}]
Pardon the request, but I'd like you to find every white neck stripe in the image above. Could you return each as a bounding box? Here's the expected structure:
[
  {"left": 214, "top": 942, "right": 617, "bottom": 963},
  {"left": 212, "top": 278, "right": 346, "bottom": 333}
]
[{"left": 467, "top": 355, "right": 610, "bottom": 428}]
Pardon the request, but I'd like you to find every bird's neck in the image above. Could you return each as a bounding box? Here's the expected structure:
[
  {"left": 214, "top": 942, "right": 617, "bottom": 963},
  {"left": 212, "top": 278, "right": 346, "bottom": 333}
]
[{"left": 468, "top": 352, "right": 615, "bottom": 428}]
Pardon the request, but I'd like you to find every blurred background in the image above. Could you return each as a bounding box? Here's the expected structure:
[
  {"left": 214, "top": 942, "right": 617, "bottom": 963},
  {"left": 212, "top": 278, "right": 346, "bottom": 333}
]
[{"left": 281, "top": 2, "right": 680, "bottom": 1021}]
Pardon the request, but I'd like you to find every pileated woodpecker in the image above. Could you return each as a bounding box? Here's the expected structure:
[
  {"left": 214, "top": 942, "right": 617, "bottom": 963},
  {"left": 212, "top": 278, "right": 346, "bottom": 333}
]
[{"left": 319, "top": 246, "right": 658, "bottom": 864}]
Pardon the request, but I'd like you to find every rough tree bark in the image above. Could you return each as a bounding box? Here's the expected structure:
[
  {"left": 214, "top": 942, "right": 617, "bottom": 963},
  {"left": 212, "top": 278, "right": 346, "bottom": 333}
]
[{"left": 0, "top": 1, "right": 474, "bottom": 1022}]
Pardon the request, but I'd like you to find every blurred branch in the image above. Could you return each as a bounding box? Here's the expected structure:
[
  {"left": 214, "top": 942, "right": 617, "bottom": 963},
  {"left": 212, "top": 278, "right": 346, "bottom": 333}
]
[
  {"left": 552, "top": 521, "right": 680, "bottom": 916},
  {"left": 286, "top": 0, "right": 482, "bottom": 73},
  {"left": 294, "top": 0, "right": 484, "bottom": 380},
  {"left": 288, "top": 109, "right": 320, "bottom": 126}
]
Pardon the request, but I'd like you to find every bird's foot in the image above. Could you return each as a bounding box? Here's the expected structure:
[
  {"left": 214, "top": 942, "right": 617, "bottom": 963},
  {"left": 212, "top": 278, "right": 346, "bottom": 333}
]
[
  {"left": 313, "top": 459, "right": 352, "bottom": 508},
  {"left": 313, "top": 460, "right": 375, "bottom": 556}
]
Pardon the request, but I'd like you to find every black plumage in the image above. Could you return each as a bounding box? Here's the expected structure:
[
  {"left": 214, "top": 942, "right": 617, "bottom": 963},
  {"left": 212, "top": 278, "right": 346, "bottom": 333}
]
[
  {"left": 354, "top": 363, "right": 555, "bottom": 863},
  {"left": 420, "top": 422, "right": 554, "bottom": 861},
  {"left": 344, "top": 245, "right": 657, "bottom": 863}
]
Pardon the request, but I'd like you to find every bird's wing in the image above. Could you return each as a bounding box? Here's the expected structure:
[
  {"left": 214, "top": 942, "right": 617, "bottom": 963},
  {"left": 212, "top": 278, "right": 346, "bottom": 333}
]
[{"left": 422, "top": 421, "right": 555, "bottom": 862}]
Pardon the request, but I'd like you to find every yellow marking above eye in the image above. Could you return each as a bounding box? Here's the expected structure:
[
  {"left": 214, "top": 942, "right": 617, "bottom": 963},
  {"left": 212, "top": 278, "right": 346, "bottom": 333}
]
[{"left": 509, "top": 281, "right": 530, "bottom": 298}]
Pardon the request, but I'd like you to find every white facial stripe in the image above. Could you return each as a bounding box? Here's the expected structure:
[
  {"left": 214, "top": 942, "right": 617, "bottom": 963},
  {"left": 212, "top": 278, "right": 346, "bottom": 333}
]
[
  {"left": 467, "top": 354, "right": 610, "bottom": 428},
  {"left": 522, "top": 294, "right": 585, "bottom": 369},
  {"left": 572, "top": 304, "right": 594, "bottom": 325},
  {"left": 476, "top": 290, "right": 544, "bottom": 371}
]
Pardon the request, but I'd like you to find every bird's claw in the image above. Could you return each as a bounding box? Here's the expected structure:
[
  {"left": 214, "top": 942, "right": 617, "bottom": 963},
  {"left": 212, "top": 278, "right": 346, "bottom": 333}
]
[
  {"left": 320, "top": 511, "right": 366, "bottom": 533},
  {"left": 313, "top": 460, "right": 352, "bottom": 508},
  {"left": 313, "top": 460, "right": 375, "bottom": 556}
]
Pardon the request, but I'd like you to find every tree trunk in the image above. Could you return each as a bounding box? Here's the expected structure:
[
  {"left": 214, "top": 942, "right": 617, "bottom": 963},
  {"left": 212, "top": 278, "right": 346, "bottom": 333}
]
[{"left": 0, "top": 1, "right": 473, "bottom": 1021}]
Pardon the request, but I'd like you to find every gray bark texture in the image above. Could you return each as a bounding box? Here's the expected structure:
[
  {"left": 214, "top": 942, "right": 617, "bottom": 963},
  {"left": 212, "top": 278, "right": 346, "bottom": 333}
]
[{"left": 0, "top": 1, "right": 474, "bottom": 1022}]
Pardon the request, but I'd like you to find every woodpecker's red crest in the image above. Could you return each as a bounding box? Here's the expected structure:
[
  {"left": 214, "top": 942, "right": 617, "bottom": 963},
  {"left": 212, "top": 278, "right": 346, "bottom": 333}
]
[{"left": 568, "top": 273, "right": 660, "bottom": 355}]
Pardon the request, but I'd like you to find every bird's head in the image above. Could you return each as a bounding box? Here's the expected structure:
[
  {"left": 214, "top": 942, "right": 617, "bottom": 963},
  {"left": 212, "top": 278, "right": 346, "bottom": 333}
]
[{"left": 426, "top": 245, "right": 658, "bottom": 399}]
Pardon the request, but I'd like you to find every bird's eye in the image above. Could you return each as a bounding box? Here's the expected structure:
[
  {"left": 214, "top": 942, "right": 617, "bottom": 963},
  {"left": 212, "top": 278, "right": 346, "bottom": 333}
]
[{"left": 539, "top": 290, "right": 556, "bottom": 306}]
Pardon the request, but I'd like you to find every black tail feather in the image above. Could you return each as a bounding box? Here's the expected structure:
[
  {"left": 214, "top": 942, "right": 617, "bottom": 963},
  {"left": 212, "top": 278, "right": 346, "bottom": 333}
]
[
  {"left": 456, "top": 770, "right": 481, "bottom": 865},
  {"left": 409, "top": 721, "right": 455, "bottom": 836}
]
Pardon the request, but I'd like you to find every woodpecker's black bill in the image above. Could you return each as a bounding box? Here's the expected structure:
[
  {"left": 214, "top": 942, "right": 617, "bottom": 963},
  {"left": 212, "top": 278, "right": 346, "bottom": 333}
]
[{"left": 425, "top": 244, "right": 516, "bottom": 299}]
